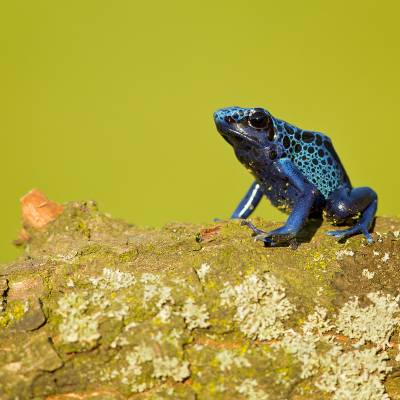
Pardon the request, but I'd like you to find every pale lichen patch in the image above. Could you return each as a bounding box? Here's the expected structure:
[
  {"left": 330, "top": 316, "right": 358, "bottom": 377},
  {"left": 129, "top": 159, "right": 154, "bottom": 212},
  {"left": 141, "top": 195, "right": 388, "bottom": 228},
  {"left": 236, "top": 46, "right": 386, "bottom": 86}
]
[
  {"left": 120, "top": 344, "right": 155, "bottom": 392},
  {"left": 236, "top": 378, "right": 269, "bottom": 400},
  {"left": 215, "top": 349, "right": 250, "bottom": 371},
  {"left": 275, "top": 303, "right": 392, "bottom": 399},
  {"left": 152, "top": 356, "right": 190, "bottom": 382},
  {"left": 276, "top": 307, "right": 333, "bottom": 379},
  {"left": 101, "top": 340, "right": 190, "bottom": 393},
  {"left": 140, "top": 273, "right": 159, "bottom": 284},
  {"left": 317, "top": 348, "right": 391, "bottom": 400},
  {"left": 362, "top": 268, "right": 375, "bottom": 280},
  {"left": 57, "top": 292, "right": 100, "bottom": 343},
  {"left": 275, "top": 329, "right": 321, "bottom": 379},
  {"left": 89, "top": 267, "right": 136, "bottom": 290},
  {"left": 381, "top": 253, "right": 390, "bottom": 263},
  {"left": 180, "top": 298, "right": 210, "bottom": 331},
  {"left": 56, "top": 268, "right": 137, "bottom": 344},
  {"left": 302, "top": 306, "right": 334, "bottom": 335},
  {"left": 336, "top": 249, "right": 355, "bottom": 260},
  {"left": 220, "top": 273, "right": 295, "bottom": 341},
  {"left": 336, "top": 292, "right": 400, "bottom": 348},
  {"left": 195, "top": 263, "right": 210, "bottom": 281},
  {"left": 140, "top": 275, "right": 175, "bottom": 323}
]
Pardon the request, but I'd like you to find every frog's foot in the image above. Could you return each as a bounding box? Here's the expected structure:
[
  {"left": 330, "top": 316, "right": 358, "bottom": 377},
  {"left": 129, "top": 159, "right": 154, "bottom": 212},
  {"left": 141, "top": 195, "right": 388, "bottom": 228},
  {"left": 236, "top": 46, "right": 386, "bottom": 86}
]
[
  {"left": 241, "top": 220, "right": 274, "bottom": 246},
  {"left": 241, "top": 221, "right": 297, "bottom": 247},
  {"left": 326, "top": 225, "right": 374, "bottom": 244},
  {"left": 241, "top": 220, "right": 265, "bottom": 236}
]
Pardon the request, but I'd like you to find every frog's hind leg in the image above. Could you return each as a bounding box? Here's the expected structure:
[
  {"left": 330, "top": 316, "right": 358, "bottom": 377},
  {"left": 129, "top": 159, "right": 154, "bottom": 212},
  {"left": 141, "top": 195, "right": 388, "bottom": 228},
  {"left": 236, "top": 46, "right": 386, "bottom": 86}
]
[{"left": 325, "top": 186, "right": 377, "bottom": 243}]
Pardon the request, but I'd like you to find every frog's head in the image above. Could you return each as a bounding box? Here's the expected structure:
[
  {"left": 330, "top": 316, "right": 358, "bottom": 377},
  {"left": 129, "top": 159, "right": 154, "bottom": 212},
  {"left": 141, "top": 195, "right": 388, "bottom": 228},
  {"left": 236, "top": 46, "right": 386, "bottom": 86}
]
[{"left": 214, "top": 106, "right": 278, "bottom": 169}]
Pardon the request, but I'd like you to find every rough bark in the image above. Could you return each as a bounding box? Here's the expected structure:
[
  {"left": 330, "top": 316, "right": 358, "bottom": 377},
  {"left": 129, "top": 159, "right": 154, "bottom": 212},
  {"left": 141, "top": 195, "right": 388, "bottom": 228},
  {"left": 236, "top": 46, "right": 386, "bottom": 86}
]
[{"left": 1, "top": 192, "right": 400, "bottom": 399}]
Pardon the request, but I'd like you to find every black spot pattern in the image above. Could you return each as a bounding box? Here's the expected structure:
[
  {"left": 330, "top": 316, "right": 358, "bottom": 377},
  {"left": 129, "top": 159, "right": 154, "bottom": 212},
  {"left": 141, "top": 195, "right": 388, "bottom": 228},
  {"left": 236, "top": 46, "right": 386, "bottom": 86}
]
[
  {"left": 274, "top": 119, "right": 344, "bottom": 198},
  {"left": 267, "top": 130, "right": 275, "bottom": 141},
  {"left": 283, "top": 136, "right": 290, "bottom": 148},
  {"left": 302, "top": 131, "right": 314, "bottom": 142}
]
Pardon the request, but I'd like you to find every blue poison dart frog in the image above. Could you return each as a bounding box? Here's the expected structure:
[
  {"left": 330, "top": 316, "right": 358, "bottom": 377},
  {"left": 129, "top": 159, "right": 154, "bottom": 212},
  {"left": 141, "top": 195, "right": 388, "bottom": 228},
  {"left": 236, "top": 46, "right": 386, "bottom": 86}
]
[{"left": 214, "top": 107, "right": 377, "bottom": 247}]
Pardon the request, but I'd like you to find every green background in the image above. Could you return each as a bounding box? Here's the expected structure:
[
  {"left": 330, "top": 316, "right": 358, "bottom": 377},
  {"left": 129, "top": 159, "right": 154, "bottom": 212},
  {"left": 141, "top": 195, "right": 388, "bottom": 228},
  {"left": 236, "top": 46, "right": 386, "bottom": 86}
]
[{"left": 0, "top": 1, "right": 399, "bottom": 262}]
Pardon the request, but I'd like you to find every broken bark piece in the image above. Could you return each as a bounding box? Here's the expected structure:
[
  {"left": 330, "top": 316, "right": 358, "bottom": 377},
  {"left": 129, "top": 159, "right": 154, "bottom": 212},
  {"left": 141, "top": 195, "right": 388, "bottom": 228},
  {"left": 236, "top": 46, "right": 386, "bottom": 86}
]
[
  {"left": 13, "top": 228, "right": 31, "bottom": 245},
  {"left": 45, "top": 390, "right": 126, "bottom": 400},
  {"left": 14, "top": 298, "right": 46, "bottom": 332},
  {"left": 197, "top": 225, "right": 221, "bottom": 243},
  {"left": 7, "top": 276, "right": 45, "bottom": 302},
  {"left": 20, "top": 189, "right": 64, "bottom": 229},
  {"left": 0, "top": 331, "right": 63, "bottom": 398}
]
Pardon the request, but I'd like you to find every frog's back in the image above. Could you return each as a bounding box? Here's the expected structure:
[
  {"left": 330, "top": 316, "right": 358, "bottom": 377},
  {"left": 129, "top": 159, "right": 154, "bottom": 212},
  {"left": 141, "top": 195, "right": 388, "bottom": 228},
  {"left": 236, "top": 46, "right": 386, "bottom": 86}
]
[{"left": 272, "top": 117, "right": 350, "bottom": 198}]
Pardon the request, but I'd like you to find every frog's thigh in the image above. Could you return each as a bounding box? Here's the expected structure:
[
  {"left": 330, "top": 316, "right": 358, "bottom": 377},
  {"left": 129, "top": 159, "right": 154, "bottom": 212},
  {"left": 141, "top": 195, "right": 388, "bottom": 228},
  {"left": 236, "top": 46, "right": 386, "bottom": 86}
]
[{"left": 325, "top": 186, "right": 377, "bottom": 221}]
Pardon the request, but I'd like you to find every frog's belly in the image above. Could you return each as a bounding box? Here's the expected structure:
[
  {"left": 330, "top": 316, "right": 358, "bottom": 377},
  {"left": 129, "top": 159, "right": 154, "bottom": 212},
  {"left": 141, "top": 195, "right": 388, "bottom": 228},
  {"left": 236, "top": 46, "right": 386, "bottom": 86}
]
[
  {"left": 259, "top": 179, "right": 298, "bottom": 214},
  {"left": 259, "top": 178, "right": 326, "bottom": 215}
]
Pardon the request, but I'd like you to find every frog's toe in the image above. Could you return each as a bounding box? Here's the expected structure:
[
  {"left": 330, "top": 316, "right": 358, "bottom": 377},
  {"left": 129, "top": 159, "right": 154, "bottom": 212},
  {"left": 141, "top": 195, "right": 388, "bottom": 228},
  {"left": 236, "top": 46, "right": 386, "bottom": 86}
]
[
  {"left": 326, "top": 226, "right": 374, "bottom": 244},
  {"left": 326, "top": 228, "right": 353, "bottom": 241},
  {"left": 254, "top": 233, "right": 274, "bottom": 246},
  {"left": 242, "top": 221, "right": 297, "bottom": 246},
  {"left": 241, "top": 220, "right": 266, "bottom": 236},
  {"left": 262, "top": 227, "right": 296, "bottom": 243},
  {"left": 254, "top": 232, "right": 298, "bottom": 248},
  {"left": 361, "top": 229, "right": 374, "bottom": 244},
  {"left": 326, "top": 229, "right": 345, "bottom": 238}
]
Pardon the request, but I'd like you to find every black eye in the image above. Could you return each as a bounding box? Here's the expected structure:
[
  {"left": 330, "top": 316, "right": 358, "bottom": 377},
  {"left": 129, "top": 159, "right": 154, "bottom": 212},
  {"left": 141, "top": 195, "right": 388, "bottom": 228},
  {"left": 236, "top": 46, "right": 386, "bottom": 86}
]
[{"left": 248, "top": 109, "right": 269, "bottom": 129}]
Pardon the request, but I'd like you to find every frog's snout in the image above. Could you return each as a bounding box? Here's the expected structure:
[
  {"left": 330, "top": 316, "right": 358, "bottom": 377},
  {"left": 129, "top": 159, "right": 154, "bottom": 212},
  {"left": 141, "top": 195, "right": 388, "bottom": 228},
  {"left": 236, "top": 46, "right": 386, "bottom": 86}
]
[
  {"left": 213, "top": 107, "right": 244, "bottom": 131},
  {"left": 213, "top": 109, "right": 229, "bottom": 124},
  {"left": 214, "top": 107, "right": 241, "bottom": 122},
  {"left": 214, "top": 109, "right": 230, "bottom": 133},
  {"left": 213, "top": 110, "right": 222, "bottom": 123}
]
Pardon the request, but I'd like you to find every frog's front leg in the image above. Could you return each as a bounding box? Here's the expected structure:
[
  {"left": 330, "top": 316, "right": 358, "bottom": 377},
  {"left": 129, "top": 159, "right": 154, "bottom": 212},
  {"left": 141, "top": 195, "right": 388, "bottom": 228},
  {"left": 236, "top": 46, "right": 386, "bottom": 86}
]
[
  {"left": 325, "top": 186, "right": 377, "bottom": 243},
  {"left": 231, "top": 181, "right": 263, "bottom": 219},
  {"left": 243, "top": 158, "right": 321, "bottom": 246}
]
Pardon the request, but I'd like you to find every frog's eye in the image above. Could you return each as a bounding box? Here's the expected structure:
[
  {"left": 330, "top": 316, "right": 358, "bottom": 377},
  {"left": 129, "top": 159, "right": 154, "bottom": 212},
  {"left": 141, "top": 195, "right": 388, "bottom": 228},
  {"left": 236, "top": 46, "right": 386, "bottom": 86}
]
[{"left": 248, "top": 109, "right": 270, "bottom": 129}]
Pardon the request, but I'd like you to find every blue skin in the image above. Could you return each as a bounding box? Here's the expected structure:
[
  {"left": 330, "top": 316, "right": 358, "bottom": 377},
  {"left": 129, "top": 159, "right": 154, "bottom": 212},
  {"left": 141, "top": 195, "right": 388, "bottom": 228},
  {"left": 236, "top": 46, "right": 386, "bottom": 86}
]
[{"left": 214, "top": 107, "right": 377, "bottom": 247}]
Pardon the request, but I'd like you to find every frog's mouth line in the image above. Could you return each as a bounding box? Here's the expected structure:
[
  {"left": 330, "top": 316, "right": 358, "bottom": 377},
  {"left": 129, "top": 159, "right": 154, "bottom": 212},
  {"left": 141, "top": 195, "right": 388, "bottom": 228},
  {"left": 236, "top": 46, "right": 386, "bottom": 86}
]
[{"left": 216, "top": 122, "right": 261, "bottom": 147}]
